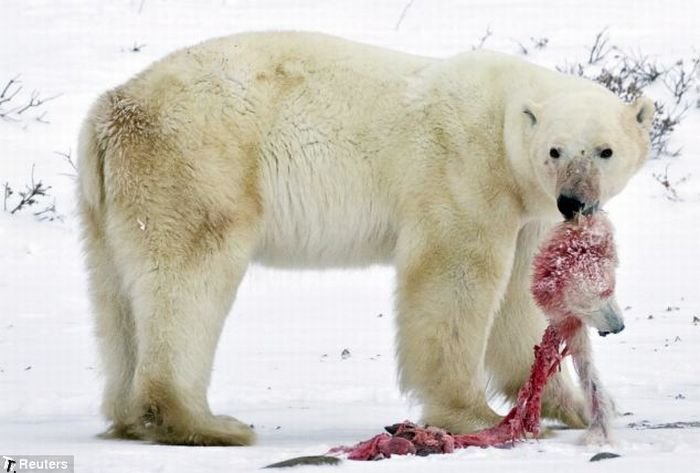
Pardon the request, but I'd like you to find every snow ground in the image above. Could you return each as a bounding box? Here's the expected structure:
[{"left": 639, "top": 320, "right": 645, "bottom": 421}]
[{"left": 1, "top": 1, "right": 699, "bottom": 471}]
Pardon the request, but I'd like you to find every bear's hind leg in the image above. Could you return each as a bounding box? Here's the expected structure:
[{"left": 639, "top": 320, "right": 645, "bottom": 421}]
[
  {"left": 81, "top": 204, "right": 138, "bottom": 439},
  {"left": 117, "top": 217, "right": 259, "bottom": 446},
  {"left": 81, "top": 88, "right": 262, "bottom": 445}
]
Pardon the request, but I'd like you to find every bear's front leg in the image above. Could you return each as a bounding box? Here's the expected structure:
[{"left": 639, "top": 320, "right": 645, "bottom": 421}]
[
  {"left": 569, "top": 328, "right": 616, "bottom": 445},
  {"left": 394, "top": 231, "right": 516, "bottom": 434},
  {"left": 487, "top": 222, "right": 589, "bottom": 430}
]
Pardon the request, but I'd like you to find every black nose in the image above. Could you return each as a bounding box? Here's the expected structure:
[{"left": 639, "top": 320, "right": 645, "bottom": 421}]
[
  {"left": 598, "top": 324, "right": 625, "bottom": 337},
  {"left": 557, "top": 194, "right": 585, "bottom": 220}
]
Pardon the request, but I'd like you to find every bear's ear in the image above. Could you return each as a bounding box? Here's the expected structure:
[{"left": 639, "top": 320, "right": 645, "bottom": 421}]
[
  {"left": 522, "top": 101, "right": 541, "bottom": 127},
  {"left": 631, "top": 96, "right": 655, "bottom": 131}
]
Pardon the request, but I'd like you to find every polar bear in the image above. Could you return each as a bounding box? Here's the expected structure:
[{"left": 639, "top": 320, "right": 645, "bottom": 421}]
[{"left": 77, "top": 32, "right": 653, "bottom": 446}]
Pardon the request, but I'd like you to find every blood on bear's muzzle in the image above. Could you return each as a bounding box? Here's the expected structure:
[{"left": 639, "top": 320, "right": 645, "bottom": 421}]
[{"left": 556, "top": 157, "right": 601, "bottom": 220}]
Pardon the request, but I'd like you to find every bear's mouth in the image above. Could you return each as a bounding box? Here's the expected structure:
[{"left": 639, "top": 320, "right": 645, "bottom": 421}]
[{"left": 582, "top": 202, "right": 599, "bottom": 215}]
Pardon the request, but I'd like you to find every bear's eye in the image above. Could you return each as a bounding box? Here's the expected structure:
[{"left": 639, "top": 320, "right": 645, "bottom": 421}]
[
  {"left": 599, "top": 148, "right": 613, "bottom": 159},
  {"left": 549, "top": 148, "right": 560, "bottom": 159}
]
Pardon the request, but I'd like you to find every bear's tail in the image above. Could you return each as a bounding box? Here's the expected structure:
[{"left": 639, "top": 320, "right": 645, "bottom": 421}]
[{"left": 76, "top": 93, "right": 112, "bottom": 212}]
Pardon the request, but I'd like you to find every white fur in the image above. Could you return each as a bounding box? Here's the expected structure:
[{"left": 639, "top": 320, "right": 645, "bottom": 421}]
[
  {"left": 77, "top": 32, "right": 651, "bottom": 445},
  {"left": 570, "top": 329, "right": 616, "bottom": 445}
]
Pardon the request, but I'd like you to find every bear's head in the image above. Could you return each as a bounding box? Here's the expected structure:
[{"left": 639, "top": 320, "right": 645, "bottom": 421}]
[{"left": 508, "top": 90, "right": 654, "bottom": 220}]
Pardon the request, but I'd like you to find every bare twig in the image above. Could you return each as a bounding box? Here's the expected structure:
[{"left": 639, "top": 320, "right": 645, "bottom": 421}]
[
  {"left": 513, "top": 40, "right": 528, "bottom": 55},
  {"left": 556, "top": 61, "right": 586, "bottom": 77},
  {"left": 664, "top": 58, "right": 700, "bottom": 105},
  {"left": 13, "top": 90, "right": 62, "bottom": 115},
  {"left": 129, "top": 42, "right": 147, "bottom": 53},
  {"left": 34, "top": 200, "right": 62, "bottom": 222},
  {"left": 55, "top": 149, "right": 77, "bottom": 176},
  {"left": 3, "top": 182, "right": 12, "bottom": 212},
  {"left": 1, "top": 77, "right": 60, "bottom": 123},
  {"left": 531, "top": 37, "right": 549, "bottom": 50},
  {"left": 472, "top": 26, "right": 493, "bottom": 50},
  {"left": 0, "top": 75, "right": 22, "bottom": 107},
  {"left": 591, "top": 68, "right": 644, "bottom": 102},
  {"left": 4, "top": 164, "right": 61, "bottom": 221},
  {"left": 587, "top": 28, "right": 612, "bottom": 65},
  {"left": 650, "top": 101, "right": 690, "bottom": 157},
  {"left": 9, "top": 164, "right": 52, "bottom": 215},
  {"left": 55, "top": 149, "right": 77, "bottom": 172},
  {"left": 513, "top": 36, "right": 549, "bottom": 56},
  {"left": 394, "top": 0, "right": 417, "bottom": 31},
  {"left": 653, "top": 164, "right": 690, "bottom": 201},
  {"left": 35, "top": 110, "right": 50, "bottom": 124},
  {"left": 0, "top": 76, "right": 18, "bottom": 98},
  {"left": 621, "top": 51, "right": 665, "bottom": 85}
]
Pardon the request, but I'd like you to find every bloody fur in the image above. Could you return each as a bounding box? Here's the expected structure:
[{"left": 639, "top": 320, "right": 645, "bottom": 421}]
[{"left": 331, "top": 214, "right": 618, "bottom": 460}]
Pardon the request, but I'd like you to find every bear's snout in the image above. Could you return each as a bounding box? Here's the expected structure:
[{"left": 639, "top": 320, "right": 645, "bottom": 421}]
[
  {"left": 556, "top": 194, "right": 585, "bottom": 220},
  {"left": 555, "top": 158, "right": 601, "bottom": 219}
]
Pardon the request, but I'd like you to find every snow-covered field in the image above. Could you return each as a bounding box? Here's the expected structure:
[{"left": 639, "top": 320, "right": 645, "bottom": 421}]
[{"left": 1, "top": 1, "right": 699, "bottom": 471}]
